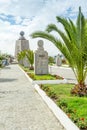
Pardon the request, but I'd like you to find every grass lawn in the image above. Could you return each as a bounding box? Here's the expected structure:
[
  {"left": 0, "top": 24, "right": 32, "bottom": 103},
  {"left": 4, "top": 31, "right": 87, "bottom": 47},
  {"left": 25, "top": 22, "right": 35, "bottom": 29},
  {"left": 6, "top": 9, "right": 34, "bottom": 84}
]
[
  {"left": 40, "top": 84, "right": 87, "bottom": 129},
  {"left": 32, "top": 74, "right": 57, "bottom": 80}
]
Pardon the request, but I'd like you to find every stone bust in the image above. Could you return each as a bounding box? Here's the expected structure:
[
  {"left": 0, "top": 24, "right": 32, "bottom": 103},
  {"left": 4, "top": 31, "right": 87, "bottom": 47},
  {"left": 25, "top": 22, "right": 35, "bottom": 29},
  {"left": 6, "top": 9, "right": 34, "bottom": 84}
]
[{"left": 38, "top": 40, "right": 44, "bottom": 50}]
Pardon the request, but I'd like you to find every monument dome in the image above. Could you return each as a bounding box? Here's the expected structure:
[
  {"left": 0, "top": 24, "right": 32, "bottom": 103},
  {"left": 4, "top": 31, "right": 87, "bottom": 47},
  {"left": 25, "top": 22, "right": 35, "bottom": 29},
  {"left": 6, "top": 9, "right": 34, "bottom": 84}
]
[{"left": 19, "top": 31, "right": 26, "bottom": 40}]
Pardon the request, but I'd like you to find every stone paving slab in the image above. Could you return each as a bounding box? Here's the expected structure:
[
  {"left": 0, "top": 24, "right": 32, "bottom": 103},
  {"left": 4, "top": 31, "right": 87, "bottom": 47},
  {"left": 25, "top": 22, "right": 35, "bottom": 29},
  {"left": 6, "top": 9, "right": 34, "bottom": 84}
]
[{"left": 0, "top": 65, "right": 65, "bottom": 130}]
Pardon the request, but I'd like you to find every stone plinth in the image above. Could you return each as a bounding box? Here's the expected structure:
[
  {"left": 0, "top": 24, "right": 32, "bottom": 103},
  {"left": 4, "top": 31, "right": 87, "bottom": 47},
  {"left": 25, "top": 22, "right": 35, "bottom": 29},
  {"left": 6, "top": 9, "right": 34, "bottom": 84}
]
[
  {"left": 34, "top": 40, "right": 48, "bottom": 75},
  {"left": 56, "top": 55, "right": 62, "bottom": 66}
]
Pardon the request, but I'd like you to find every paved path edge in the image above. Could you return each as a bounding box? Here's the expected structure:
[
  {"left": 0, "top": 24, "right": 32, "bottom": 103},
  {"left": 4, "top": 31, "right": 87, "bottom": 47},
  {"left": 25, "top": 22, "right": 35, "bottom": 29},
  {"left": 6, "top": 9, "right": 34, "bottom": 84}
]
[{"left": 18, "top": 65, "right": 80, "bottom": 130}]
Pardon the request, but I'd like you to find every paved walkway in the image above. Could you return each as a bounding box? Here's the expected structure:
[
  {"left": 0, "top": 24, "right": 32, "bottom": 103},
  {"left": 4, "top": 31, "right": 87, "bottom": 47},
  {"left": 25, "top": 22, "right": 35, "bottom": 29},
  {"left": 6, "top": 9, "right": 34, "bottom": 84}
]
[
  {"left": 0, "top": 64, "right": 65, "bottom": 130},
  {"left": 49, "top": 65, "right": 87, "bottom": 84},
  {"left": 49, "top": 66, "right": 77, "bottom": 84}
]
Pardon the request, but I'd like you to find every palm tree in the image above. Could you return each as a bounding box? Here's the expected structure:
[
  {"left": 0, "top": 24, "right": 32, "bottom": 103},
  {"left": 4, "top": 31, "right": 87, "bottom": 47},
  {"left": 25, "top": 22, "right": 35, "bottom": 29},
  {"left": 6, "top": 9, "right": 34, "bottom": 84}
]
[
  {"left": 0, "top": 53, "right": 3, "bottom": 67},
  {"left": 31, "top": 7, "right": 87, "bottom": 96},
  {"left": 17, "top": 51, "right": 26, "bottom": 65},
  {"left": 17, "top": 50, "right": 34, "bottom": 70},
  {"left": 25, "top": 50, "right": 34, "bottom": 70}
]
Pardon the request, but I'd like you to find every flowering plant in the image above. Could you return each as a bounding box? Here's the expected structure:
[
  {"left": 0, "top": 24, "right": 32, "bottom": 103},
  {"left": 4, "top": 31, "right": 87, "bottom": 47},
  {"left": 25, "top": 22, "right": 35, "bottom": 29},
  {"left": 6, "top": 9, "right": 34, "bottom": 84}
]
[{"left": 76, "top": 118, "right": 87, "bottom": 129}]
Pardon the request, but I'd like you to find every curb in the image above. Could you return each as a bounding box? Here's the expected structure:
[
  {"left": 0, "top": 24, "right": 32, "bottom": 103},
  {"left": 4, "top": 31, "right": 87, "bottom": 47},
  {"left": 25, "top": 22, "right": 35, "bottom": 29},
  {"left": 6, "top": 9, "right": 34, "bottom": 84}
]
[
  {"left": 34, "top": 84, "right": 80, "bottom": 130},
  {"left": 32, "top": 79, "right": 67, "bottom": 84},
  {"left": 18, "top": 65, "right": 80, "bottom": 130}
]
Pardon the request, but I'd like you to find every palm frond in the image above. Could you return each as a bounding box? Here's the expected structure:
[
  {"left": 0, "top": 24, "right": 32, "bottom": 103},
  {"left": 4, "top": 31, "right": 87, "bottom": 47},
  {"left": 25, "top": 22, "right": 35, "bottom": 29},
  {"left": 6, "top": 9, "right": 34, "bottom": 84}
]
[
  {"left": 31, "top": 31, "right": 62, "bottom": 49},
  {"left": 17, "top": 51, "right": 26, "bottom": 61},
  {"left": 26, "top": 50, "right": 34, "bottom": 65}
]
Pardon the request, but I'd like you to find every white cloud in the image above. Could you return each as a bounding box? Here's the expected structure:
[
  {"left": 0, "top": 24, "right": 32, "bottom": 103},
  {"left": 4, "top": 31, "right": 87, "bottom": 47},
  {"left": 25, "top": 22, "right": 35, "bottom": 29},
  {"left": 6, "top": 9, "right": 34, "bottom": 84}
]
[
  {"left": 0, "top": 0, "right": 87, "bottom": 56},
  {"left": 14, "top": 16, "right": 22, "bottom": 24},
  {"left": 0, "top": 0, "right": 44, "bottom": 17},
  {"left": 0, "top": 0, "right": 11, "bottom": 3}
]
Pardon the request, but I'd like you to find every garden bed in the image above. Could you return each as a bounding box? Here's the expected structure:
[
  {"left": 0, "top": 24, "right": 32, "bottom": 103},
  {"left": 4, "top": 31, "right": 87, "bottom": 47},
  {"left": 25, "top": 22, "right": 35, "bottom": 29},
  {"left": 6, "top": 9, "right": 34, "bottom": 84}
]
[
  {"left": 39, "top": 84, "right": 87, "bottom": 130},
  {"left": 20, "top": 65, "right": 64, "bottom": 80}
]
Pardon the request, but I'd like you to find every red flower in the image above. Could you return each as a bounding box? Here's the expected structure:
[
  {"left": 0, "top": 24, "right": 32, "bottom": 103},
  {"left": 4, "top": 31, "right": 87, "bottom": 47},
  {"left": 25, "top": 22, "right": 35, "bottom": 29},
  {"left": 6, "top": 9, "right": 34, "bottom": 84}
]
[
  {"left": 67, "top": 114, "right": 71, "bottom": 117},
  {"left": 80, "top": 117, "right": 85, "bottom": 121}
]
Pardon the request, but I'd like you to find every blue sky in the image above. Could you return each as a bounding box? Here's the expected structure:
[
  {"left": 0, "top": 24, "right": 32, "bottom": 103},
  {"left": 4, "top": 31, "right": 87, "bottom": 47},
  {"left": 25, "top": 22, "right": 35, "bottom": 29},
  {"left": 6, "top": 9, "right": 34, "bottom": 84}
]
[{"left": 0, "top": 0, "right": 87, "bottom": 56}]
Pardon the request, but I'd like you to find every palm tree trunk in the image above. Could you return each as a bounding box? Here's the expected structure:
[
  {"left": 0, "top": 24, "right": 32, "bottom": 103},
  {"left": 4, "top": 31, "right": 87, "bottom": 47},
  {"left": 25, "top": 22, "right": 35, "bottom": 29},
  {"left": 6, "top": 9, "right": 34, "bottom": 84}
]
[
  {"left": 29, "top": 64, "right": 34, "bottom": 70},
  {"left": 71, "top": 80, "right": 87, "bottom": 96}
]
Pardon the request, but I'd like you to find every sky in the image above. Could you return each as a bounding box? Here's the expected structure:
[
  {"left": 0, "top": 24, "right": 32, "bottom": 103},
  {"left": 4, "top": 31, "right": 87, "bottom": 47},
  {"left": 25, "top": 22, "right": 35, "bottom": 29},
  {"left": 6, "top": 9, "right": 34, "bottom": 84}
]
[{"left": 0, "top": 0, "right": 87, "bottom": 56}]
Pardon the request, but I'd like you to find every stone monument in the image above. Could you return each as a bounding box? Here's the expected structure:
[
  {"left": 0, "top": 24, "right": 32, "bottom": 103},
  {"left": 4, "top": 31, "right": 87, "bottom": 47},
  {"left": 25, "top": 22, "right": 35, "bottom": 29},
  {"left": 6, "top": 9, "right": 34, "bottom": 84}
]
[
  {"left": 56, "top": 54, "right": 62, "bottom": 66},
  {"left": 34, "top": 40, "right": 48, "bottom": 75},
  {"left": 15, "top": 31, "right": 29, "bottom": 67}
]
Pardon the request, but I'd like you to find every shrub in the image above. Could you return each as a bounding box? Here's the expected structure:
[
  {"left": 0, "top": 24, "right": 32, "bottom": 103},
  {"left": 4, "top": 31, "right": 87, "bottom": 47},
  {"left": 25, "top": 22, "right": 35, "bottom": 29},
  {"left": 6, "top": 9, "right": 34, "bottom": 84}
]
[
  {"left": 52, "top": 74, "right": 63, "bottom": 79},
  {"left": 0, "top": 60, "right": 2, "bottom": 67},
  {"left": 27, "top": 73, "right": 35, "bottom": 79},
  {"left": 66, "top": 107, "right": 75, "bottom": 113},
  {"left": 40, "top": 84, "right": 58, "bottom": 101},
  {"left": 77, "top": 118, "right": 87, "bottom": 129},
  {"left": 47, "top": 91, "right": 58, "bottom": 100},
  {"left": 40, "top": 84, "right": 50, "bottom": 92},
  {"left": 58, "top": 100, "right": 68, "bottom": 108},
  {"left": 71, "top": 84, "right": 87, "bottom": 96}
]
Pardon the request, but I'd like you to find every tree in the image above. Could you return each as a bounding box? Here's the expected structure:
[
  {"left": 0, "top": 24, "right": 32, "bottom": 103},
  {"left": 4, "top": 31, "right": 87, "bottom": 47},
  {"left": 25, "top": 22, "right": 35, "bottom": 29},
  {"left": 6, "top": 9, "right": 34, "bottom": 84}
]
[
  {"left": 17, "top": 50, "right": 34, "bottom": 70},
  {"left": 17, "top": 51, "right": 26, "bottom": 65},
  {"left": 0, "top": 53, "right": 3, "bottom": 67},
  {"left": 48, "top": 56, "right": 55, "bottom": 64},
  {"left": 31, "top": 7, "right": 87, "bottom": 96},
  {"left": 25, "top": 50, "right": 34, "bottom": 70}
]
